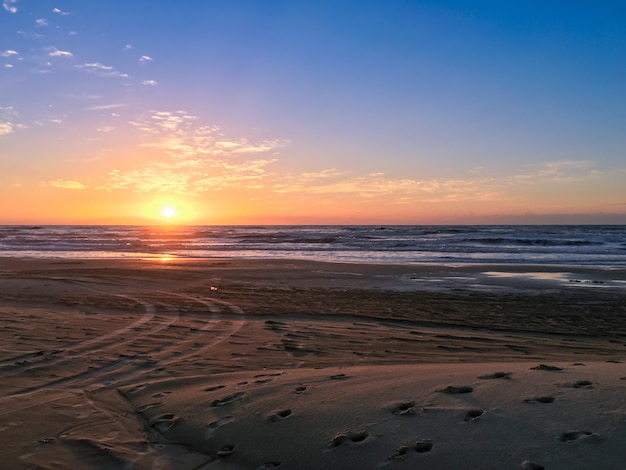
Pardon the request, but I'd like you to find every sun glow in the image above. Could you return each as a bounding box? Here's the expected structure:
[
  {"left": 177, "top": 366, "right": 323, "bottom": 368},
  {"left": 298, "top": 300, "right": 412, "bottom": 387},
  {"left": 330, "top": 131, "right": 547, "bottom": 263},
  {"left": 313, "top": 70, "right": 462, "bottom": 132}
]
[
  {"left": 139, "top": 198, "right": 197, "bottom": 224},
  {"left": 161, "top": 206, "right": 177, "bottom": 219}
]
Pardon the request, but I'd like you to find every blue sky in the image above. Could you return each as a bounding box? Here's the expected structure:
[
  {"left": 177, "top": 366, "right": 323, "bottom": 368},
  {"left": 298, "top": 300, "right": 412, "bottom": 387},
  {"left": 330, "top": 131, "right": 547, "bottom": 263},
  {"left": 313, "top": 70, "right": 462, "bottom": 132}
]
[{"left": 1, "top": 0, "right": 625, "bottom": 224}]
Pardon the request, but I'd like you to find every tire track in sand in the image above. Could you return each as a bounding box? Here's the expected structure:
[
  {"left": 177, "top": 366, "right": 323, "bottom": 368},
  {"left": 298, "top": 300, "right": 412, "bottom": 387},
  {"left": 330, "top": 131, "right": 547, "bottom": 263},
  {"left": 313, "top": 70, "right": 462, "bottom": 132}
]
[
  {"left": 0, "top": 294, "right": 163, "bottom": 375},
  {"left": 0, "top": 288, "right": 246, "bottom": 406},
  {"left": 54, "top": 292, "right": 247, "bottom": 390}
]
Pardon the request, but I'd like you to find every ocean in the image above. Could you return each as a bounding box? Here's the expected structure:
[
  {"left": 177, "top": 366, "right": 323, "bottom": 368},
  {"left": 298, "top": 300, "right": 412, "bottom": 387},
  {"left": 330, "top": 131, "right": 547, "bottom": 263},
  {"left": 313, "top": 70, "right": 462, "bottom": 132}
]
[{"left": 0, "top": 225, "right": 624, "bottom": 267}]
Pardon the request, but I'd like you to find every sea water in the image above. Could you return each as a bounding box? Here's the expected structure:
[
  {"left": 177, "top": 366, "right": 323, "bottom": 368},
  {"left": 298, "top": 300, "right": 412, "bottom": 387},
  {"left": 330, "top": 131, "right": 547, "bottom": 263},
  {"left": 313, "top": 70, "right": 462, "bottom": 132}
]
[{"left": 1, "top": 225, "right": 624, "bottom": 267}]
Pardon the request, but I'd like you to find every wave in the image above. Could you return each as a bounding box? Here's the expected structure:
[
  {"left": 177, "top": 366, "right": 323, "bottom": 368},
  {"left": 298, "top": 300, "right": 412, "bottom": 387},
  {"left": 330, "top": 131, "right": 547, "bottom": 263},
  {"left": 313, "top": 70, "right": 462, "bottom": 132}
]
[
  {"left": 0, "top": 225, "right": 624, "bottom": 267},
  {"left": 460, "top": 237, "right": 602, "bottom": 247}
]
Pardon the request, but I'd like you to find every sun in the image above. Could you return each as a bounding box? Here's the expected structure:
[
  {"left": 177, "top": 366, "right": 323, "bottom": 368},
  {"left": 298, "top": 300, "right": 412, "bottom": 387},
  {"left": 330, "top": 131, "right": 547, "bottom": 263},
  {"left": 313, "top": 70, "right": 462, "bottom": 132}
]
[
  {"left": 143, "top": 199, "right": 195, "bottom": 223},
  {"left": 160, "top": 206, "right": 177, "bottom": 219}
]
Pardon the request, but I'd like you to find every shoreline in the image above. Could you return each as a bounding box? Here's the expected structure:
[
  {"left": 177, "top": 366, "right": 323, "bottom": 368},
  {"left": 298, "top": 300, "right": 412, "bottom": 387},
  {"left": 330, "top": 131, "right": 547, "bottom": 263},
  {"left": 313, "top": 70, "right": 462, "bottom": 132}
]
[
  {"left": 2, "top": 255, "right": 626, "bottom": 281},
  {"left": 1, "top": 257, "right": 625, "bottom": 468}
]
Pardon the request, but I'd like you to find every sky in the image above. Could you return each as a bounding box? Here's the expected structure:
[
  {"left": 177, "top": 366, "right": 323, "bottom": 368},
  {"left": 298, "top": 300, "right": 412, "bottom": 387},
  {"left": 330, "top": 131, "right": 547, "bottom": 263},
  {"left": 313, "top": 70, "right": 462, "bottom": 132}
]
[{"left": 1, "top": 0, "right": 625, "bottom": 225}]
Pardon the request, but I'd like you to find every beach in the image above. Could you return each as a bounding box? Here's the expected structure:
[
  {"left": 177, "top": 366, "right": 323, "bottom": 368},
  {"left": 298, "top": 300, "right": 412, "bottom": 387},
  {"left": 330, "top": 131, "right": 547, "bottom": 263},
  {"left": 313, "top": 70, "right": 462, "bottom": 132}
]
[{"left": 1, "top": 258, "right": 625, "bottom": 469}]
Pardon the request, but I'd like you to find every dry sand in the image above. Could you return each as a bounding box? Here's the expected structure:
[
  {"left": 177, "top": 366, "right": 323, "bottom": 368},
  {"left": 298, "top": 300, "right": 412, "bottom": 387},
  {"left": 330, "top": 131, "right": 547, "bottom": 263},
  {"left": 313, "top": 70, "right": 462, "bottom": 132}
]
[{"left": 0, "top": 258, "right": 624, "bottom": 469}]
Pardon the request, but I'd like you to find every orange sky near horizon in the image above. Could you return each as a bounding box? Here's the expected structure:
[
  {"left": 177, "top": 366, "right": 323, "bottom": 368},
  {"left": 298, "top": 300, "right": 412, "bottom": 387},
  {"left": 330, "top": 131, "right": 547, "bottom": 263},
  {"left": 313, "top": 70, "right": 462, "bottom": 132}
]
[{"left": 3, "top": 170, "right": 624, "bottom": 225}]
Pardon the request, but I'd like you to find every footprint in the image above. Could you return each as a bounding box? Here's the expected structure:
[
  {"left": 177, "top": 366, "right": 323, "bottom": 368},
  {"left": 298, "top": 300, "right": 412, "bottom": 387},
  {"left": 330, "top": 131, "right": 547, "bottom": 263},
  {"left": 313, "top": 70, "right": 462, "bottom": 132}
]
[
  {"left": 256, "top": 462, "right": 282, "bottom": 469},
  {"left": 478, "top": 371, "right": 511, "bottom": 379},
  {"left": 440, "top": 385, "right": 473, "bottom": 394},
  {"left": 570, "top": 380, "right": 594, "bottom": 389},
  {"left": 388, "top": 440, "right": 433, "bottom": 461},
  {"left": 127, "top": 384, "right": 147, "bottom": 394},
  {"left": 524, "top": 396, "right": 555, "bottom": 404},
  {"left": 389, "top": 445, "right": 410, "bottom": 460},
  {"left": 521, "top": 461, "right": 545, "bottom": 470},
  {"left": 37, "top": 437, "right": 55, "bottom": 446},
  {"left": 151, "top": 413, "right": 181, "bottom": 433},
  {"left": 255, "top": 378, "right": 274, "bottom": 384},
  {"left": 204, "top": 385, "right": 226, "bottom": 392},
  {"left": 559, "top": 430, "right": 598, "bottom": 442},
  {"left": 137, "top": 402, "right": 162, "bottom": 413},
  {"left": 294, "top": 386, "right": 307, "bottom": 394},
  {"left": 152, "top": 391, "right": 171, "bottom": 398},
  {"left": 415, "top": 440, "right": 433, "bottom": 453},
  {"left": 531, "top": 364, "right": 563, "bottom": 371},
  {"left": 205, "top": 416, "right": 234, "bottom": 437},
  {"left": 265, "top": 320, "right": 286, "bottom": 332},
  {"left": 268, "top": 409, "right": 292, "bottom": 422},
  {"left": 463, "top": 409, "right": 484, "bottom": 421},
  {"left": 392, "top": 402, "right": 416, "bottom": 416},
  {"left": 211, "top": 392, "right": 245, "bottom": 407},
  {"left": 330, "top": 431, "right": 369, "bottom": 448},
  {"left": 330, "top": 373, "right": 349, "bottom": 380},
  {"left": 217, "top": 444, "right": 234, "bottom": 457}
]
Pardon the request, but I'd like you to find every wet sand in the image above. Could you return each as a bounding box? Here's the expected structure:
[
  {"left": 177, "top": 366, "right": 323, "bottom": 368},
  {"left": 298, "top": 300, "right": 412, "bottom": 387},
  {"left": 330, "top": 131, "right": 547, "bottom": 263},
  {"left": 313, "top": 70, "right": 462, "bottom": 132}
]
[{"left": 0, "top": 258, "right": 624, "bottom": 469}]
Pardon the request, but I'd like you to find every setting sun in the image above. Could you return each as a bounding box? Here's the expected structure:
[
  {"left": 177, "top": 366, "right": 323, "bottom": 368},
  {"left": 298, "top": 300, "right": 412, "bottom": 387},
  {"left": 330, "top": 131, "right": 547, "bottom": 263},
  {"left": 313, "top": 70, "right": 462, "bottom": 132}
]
[
  {"left": 161, "top": 206, "right": 177, "bottom": 219},
  {"left": 139, "top": 198, "right": 197, "bottom": 224}
]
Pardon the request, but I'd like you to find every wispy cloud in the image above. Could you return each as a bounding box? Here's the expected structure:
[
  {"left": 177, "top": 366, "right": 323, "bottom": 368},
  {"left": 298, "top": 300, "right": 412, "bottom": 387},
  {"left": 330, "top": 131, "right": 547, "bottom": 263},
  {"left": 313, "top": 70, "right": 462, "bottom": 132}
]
[
  {"left": 0, "top": 122, "right": 13, "bottom": 135},
  {"left": 132, "top": 111, "right": 286, "bottom": 156},
  {"left": 88, "top": 110, "right": 285, "bottom": 194},
  {"left": 141, "top": 80, "right": 158, "bottom": 86},
  {"left": 64, "top": 93, "right": 104, "bottom": 100},
  {"left": 265, "top": 160, "right": 603, "bottom": 205},
  {"left": 76, "top": 62, "right": 129, "bottom": 78},
  {"left": 17, "top": 30, "right": 44, "bottom": 39},
  {"left": 2, "top": 0, "right": 17, "bottom": 13},
  {"left": 509, "top": 160, "right": 600, "bottom": 184},
  {"left": 1, "top": 49, "right": 18, "bottom": 57},
  {"left": 89, "top": 103, "right": 126, "bottom": 111},
  {"left": 0, "top": 106, "right": 16, "bottom": 136},
  {"left": 35, "top": 18, "right": 48, "bottom": 27},
  {"left": 270, "top": 171, "right": 499, "bottom": 203},
  {"left": 47, "top": 46, "right": 73, "bottom": 57},
  {"left": 139, "top": 55, "right": 153, "bottom": 64},
  {"left": 52, "top": 7, "right": 70, "bottom": 15},
  {"left": 45, "top": 179, "right": 86, "bottom": 190}
]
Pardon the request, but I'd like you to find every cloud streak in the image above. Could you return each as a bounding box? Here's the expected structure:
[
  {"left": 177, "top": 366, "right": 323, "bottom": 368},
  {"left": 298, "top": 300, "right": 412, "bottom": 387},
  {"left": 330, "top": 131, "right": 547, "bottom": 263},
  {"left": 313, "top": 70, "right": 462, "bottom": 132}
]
[
  {"left": 89, "top": 103, "right": 126, "bottom": 111},
  {"left": 0, "top": 122, "right": 13, "bottom": 135},
  {"left": 0, "top": 106, "right": 17, "bottom": 136},
  {"left": 266, "top": 160, "right": 603, "bottom": 205},
  {"left": 45, "top": 180, "right": 86, "bottom": 190},
  {"left": 76, "top": 62, "right": 129, "bottom": 78},
  {"left": 510, "top": 160, "right": 601, "bottom": 184},
  {"left": 85, "top": 110, "right": 284, "bottom": 194},
  {"left": 47, "top": 46, "right": 73, "bottom": 57},
  {"left": 271, "top": 171, "right": 500, "bottom": 203},
  {"left": 2, "top": 0, "right": 17, "bottom": 13}
]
